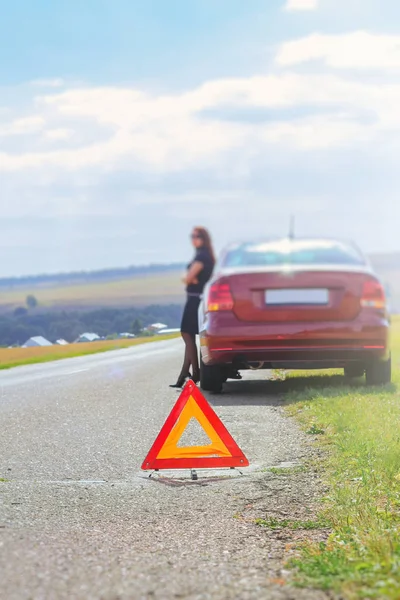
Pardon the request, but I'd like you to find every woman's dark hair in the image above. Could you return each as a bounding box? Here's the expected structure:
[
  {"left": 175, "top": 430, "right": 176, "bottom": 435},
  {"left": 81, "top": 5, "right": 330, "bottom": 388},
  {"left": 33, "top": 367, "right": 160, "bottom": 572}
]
[{"left": 193, "top": 226, "right": 215, "bottom": 264}]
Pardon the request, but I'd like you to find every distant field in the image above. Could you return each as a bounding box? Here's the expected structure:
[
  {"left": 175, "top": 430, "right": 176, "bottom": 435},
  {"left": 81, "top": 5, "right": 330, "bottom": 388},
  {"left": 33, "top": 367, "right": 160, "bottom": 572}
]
[
  {"left": 0, "top": 334, "right": 179, "bottom": 369},
  {"left": 0, "top": 255, "right": 398, "bottom": 314},
  {"left": 0, "top": 270, "right": 184, "bottom": 313}
]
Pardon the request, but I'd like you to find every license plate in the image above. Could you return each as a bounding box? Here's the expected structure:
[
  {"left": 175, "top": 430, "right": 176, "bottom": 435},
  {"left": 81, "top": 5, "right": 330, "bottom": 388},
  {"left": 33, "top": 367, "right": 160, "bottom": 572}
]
[{"left": 265, "top": 289, "right": 329, "bottom": 305}]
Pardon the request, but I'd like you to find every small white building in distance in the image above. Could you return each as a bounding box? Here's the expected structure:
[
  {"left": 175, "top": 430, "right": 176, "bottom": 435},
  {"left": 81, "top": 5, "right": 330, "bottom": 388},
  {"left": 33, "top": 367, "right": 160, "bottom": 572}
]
[
  {"left": 75, "top": 333, "right": 100, "bottom": 343},
  {"left": 148, "top": 323, "right": 168, "bottom": 332},
  {"left": 22, "top": 336, "right": 53, "bottom": 348},
  {"left": 56, "top": 339, "right": 69, "bottom": 345},
  {"left": 118, "top": 333, "right": 135, "bottom": 339}
]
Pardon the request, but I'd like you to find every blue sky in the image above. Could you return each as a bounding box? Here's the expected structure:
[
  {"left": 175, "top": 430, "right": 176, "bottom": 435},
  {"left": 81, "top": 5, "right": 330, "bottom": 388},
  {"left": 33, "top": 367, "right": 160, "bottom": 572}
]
[{"left": 0, "top": 0, "right": 399, "bottom": 276}]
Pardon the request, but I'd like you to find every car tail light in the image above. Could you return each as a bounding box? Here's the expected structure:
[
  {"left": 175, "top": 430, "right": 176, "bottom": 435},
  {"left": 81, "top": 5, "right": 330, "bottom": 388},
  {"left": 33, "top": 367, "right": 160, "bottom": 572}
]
[
  {"left": 361, "top": 279, "right": 386, "bottom": 309},
  {"left": 207, "top": 279, "right": 234, "bottom": 312}
]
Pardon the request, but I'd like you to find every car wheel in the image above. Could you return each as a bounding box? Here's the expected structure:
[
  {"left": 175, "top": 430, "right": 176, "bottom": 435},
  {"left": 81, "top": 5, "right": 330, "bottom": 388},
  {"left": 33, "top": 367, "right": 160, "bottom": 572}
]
[
  {"left": 200, "top": 356, "right": 224, "bottom": 393},
  {"left": 344, "top": 364, "right": 365, "bottom": 379},
  {"left": 365, "top": 356, "right": 391, "bottom": 386}
]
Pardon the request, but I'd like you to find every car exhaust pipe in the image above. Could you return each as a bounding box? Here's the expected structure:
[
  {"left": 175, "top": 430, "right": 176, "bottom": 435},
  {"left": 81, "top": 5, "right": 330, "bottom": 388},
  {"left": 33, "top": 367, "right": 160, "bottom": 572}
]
[{"left": 249, "top": 361, "right": 266, "bottom": 370}]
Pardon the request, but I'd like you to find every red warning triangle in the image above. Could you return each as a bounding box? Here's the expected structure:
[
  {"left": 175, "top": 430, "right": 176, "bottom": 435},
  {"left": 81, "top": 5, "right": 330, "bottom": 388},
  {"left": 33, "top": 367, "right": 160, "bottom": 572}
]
[{"left": 141, "top": 380, "right": 249, "bottom": 470}]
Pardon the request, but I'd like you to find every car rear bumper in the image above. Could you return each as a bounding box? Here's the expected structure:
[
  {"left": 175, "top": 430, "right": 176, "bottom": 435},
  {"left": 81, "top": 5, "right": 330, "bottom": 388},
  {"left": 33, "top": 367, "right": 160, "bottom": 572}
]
[{"left": 199, "top": 312, "right": 390, "bottom": 368}]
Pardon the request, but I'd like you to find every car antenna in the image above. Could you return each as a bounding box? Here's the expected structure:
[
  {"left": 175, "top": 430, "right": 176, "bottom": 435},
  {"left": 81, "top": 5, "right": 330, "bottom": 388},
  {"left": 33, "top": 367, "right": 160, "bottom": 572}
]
[{"left": 289, "top": 215, "right": 295, "bottom": 239}]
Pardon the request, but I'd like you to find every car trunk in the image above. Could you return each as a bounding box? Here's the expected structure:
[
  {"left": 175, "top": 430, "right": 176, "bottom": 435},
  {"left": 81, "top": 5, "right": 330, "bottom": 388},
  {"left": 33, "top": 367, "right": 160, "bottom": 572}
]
[{"left": 224, "top": 268, "right": 370, "bottom": 323}]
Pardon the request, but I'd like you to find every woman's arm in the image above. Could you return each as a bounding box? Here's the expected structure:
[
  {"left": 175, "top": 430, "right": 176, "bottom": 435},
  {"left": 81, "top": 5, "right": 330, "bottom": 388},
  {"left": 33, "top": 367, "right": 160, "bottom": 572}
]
[{"left": 182, "top": 261, "right": 203, "bottom": 285}]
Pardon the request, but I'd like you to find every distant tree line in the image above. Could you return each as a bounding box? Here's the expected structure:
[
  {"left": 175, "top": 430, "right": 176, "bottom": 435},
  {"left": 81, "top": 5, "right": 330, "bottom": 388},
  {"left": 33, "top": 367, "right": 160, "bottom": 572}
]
[
  {"left": 0, "top": 305, "right": 183, "bottom": 347},
  {"left": 0, "top": 263, "right": 185, "bottom": 289}
]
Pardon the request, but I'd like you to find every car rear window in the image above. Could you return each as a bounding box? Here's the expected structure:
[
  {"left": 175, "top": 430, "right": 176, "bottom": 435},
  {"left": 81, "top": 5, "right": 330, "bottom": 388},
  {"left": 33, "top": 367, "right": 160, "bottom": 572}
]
[{"left": 223, "top": 240, "right": 366, "bottom": 268}]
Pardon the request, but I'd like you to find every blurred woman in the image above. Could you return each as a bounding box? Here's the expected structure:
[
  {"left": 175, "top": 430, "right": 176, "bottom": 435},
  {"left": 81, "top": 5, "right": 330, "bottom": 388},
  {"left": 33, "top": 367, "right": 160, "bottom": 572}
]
[{"left": 170, "top": 227, "right": 215, "bottom": 388}]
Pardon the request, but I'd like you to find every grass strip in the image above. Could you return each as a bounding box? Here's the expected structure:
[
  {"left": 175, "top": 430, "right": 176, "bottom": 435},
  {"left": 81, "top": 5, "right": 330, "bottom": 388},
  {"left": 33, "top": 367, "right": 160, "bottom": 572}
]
[
  {"left": 257, "top": 517, "right": 331, "bottom": 530},
  {"left": 285, "top": 317, "right": 400, "bottom": 598}
]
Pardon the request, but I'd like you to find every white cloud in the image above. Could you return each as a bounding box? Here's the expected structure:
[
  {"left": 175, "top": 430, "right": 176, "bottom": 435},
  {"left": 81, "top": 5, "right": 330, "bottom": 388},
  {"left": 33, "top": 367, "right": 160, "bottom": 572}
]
[
  {"left": 0, "top": 116, "right": 45, "bottom": 137},
  {"left": 0, "top": 72, "right": 399, "bottom": 172},
  {"left": 284, "top": 0, "right": 319, "bottom": 11},
  {"left": 276, "top": 31, "right": 400, "bottom": 69},
  {"left": 1, "top": 31, "right": 400, "bottom": 175},
  {"left": 45, "top": 128, "right": 73, "bottom": 141},
  {"left": 262, "top": 114, "right": 372, "bottom": 148},
  {"left": 30, "top": 78, "right": 65, "bottom": 88}
]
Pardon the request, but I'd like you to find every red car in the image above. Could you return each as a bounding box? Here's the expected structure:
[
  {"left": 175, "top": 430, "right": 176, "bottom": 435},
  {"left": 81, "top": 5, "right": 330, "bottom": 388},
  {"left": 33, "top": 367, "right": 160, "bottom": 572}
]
[{"left": 198, "top": 238, "right": 391, "bottom": 392}]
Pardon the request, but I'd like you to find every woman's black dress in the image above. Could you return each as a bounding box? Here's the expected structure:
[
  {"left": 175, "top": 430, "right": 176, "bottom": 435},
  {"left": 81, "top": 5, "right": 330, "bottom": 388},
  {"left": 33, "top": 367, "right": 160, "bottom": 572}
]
[{"left": 180, "top": 248, "right": 214, "bottom": 336}]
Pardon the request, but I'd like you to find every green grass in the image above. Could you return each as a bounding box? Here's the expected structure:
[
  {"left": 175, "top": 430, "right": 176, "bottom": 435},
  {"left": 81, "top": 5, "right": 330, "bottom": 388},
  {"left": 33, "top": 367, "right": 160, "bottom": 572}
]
[
  {"left": 305, "top": 424, "right": 326, "bottom": 435},
  {"left": 284, "top": 317, "right": 400, "bottom": 599},
  {"left": 267, "top": 466, "right": 306, "bottom": 476},
  {"left": 256, "top": 517, "right": 331, "bottom": 530}
]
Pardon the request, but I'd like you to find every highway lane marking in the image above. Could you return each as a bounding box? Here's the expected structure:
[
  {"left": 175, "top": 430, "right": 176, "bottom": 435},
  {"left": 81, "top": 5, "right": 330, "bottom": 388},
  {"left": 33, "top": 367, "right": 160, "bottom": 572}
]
[
  {"left": 0, "top": 340, "right": 181, "bottom": 382},
  {"left": 0, "top": 343, "right": 180, "bottom": 386},
  {"left": 61, "top": 368, "right": 90, "bottom": 375}
]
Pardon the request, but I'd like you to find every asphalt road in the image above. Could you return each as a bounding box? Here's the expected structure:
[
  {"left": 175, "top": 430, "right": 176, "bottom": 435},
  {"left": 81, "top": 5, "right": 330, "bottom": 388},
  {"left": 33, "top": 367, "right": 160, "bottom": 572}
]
[{"left": 0, "top": 340, "right": 329, "bottom": 600}]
